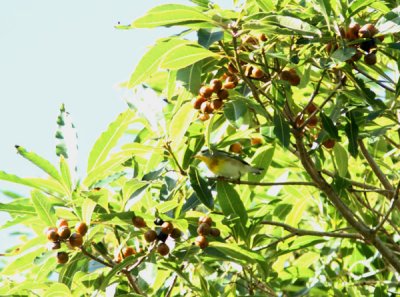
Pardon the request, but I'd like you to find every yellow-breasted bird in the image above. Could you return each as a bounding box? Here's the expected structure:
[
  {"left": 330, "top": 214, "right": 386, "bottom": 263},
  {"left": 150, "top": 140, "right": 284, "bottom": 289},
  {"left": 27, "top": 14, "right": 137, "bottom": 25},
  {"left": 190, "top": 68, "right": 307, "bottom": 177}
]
[{"left": 195, "top": 149, "right": 263, "bottom": 179}]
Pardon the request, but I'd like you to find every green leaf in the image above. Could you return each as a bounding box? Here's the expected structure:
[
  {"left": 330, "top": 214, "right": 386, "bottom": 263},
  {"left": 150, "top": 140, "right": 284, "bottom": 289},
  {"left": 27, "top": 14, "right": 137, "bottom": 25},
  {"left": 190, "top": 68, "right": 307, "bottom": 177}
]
[
  {"left": 284, "top": 196, "right": 308, "bottom": 227},
  {"left": 348, "top": 0, "right": 375, "bottom": 17},
  {"left": 132, "top": 4, "right": 213, "bottom": 28},
  {"left": 169, "top": 101, "right": 197, "bottom": 151},
  {"left": 320, "top": 112, "right": 339, "bottom": 140},
  {"left": 44, "top": 283, "right": 72, "bottom": 297},
  {"left": 59, "top": 156, "right": 72, "bottom": 193},
  {"left": 224, "top": 99, "right": 249, "bottom": 128},
  {"left": 15, "top": 146, "right": 63, "bottom": 185},
  {"left": 248, "top": 145, "right": 275, "bottom": 182},
  {"left": 254, "top": 0, "right": 275, "bottom": 12},
  {"left": 197, "top": 28, "right": 224, "bottom": 48},
  {"left": 273, "top": 112, "right": 290, "bottom": 148},
  {"left": 344, "top": 112, "right": 359, "bottom": 158},
  {"left": 176, "top": 61, "right": 203, "bottom": 94},
  {"left": 333, "top": 143, "right": 348, "bottom": 177},
  {"left": 87, "top": 109, "right": 135, "bottom": 173},
  {"left": 99, "top": 256, "right": 139, "bottom": 292},
  {"left": 160, "top": 43, "right": 218, "bottom": 70},
  {"left": 207, "top": 242, "right": 265, "bottom": 263},
  {"left": 331, "top": 47, "right": 356, "bottom": 62},
  {"left": 216, "top": 181, "right": 247, "bottom": 238},
  {"left": 0, "top": 201, "right": 36, "bottom": 215},
  {"left": 2, "top": 249, "right": 43, "bottom": 275},
  {"left": 377, "top": 7, "right": 400, "bottom": 34},
  {"left": 31, "top": 190, "right": 57, "bottom": 227},
  {"left": 317, "top": 0, "right": 332, "bottom": 30},
  {"left": 189, "top": 166, "right": 214, "bottom": 210}
]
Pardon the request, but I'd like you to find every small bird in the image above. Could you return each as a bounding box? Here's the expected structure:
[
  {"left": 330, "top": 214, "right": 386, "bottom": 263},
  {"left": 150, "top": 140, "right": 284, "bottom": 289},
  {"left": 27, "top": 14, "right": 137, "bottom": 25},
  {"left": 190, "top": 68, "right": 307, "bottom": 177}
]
[{"left": 194, "top": 149, "right": 263, "bottom": 179}]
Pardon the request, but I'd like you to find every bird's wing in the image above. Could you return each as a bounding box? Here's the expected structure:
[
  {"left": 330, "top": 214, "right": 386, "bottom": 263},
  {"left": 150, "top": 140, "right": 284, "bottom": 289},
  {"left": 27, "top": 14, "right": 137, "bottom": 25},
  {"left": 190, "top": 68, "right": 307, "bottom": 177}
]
[{"left": 213, "top": 150, "right": 252, "bottom": 166}]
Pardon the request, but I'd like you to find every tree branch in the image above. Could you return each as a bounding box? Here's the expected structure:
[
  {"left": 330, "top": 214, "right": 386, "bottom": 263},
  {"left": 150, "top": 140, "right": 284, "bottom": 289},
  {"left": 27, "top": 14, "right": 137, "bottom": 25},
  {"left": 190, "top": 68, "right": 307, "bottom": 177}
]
[
  {"left": 207, "top": 176, "right": 317, "bottom": 187},
  {"left": 374, "top": 182, "right": 400, "bottom": 232},
  {"left": 352, "top": 64, "right": 395, "bottom": 93}
]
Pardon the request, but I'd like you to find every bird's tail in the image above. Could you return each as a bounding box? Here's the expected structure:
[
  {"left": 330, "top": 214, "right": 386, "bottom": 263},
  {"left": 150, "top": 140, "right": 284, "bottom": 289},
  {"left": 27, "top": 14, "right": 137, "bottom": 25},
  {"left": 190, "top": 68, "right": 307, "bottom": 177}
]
[{"left": 246, "top": 165, "right": 263, "bottom": 175}]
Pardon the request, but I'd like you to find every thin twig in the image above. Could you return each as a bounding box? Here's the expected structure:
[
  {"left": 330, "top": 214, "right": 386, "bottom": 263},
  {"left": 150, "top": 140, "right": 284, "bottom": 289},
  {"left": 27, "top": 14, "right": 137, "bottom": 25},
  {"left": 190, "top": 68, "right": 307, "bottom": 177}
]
[
  {"left": 208, "top": 176, "right": 317, "bottom": 187},
  {"left": 164, "top": 141, "right": 186, "bottom": 176},
  {"left": 353, "top": 64, "right": 395, "bottom": 93},
  {"left": 123, "top": 270, "right": 145, "bottom": 296},
  {"left": 165, "top": 264, "right": 185, "bottom": 297},
  {"left": 80, "top": 246, "right": 114, "bottom": 268},
  {"left": 374, "top": 182, "right": 400, "bottom": 232},
  {"left": 253, "top": 234, "right": 296, "bottom": 251},
  {"left": 261, "top": 220, "right": 362, "bottom": 239}
]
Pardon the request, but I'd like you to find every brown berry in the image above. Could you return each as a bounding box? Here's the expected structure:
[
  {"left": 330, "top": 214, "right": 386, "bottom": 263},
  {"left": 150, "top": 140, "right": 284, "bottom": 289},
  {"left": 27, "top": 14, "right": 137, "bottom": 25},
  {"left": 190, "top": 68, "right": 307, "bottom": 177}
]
[
  {"left": 132, "top": 216, "right": 146, "bottom": 228},
  {"left": 376, "top": 35, "right": 385, "bottom": 42},
  {"left": 46, "top": 241, "right": 61, "bottom": 250},
  {"left": 295, "top": 115, "right": 305, "bottom": 128},
  {"left": 198, "top": 216, "right": 212, "bottom": 226},
  {"left": 69, "top": 233, "right": 83, "bottom": 247},
  {"left": 251, "top": 68, "right": 264, "bottom": 79},
  {"left": 229, "top": 142, "right": 243, "bottom": 154},
  {"left": 322, "top": 139, "right": 336, "bottom": 149},
  {"left": 227, "top": 63, "right": 238, "bottom": 74},
  {"left": 351, "top": 50, "right": 362, "bottom": 62},
  {"left": 307, "top": 116, "right": 318, "bottom": 127},
  {"left": 250, "top": 137, "right": 262, "bottom": 146},
  {"left": 122, "top": 247, "right": 136, "bottom": 258},
  {"left": 161, "top": 222, "right": 174, "bottom": 234},
  {"left": 200, "top": 101, "right": 213, "bottom": 114},
  {"left": 211, "top": 99, "right": 223, "bottom": 110},
  {"left": 210, "top": 228, "right": 221, "bottom": 237},
  {"left": 258, "top": 33, "right": 267, "bottom": 42},
  {"left": 58, "top": 226, "right": 71, "bottom": 240},
  {"left": 199, "top": 113, "right": 210, "bottom": 121},
  {"left": 306, "top": 103, "right": 318, "bottom": 114},
  {"left": 57, "top": 252, "right": 69, "bottom": 264},
  {"left": 199, "top": 86, "right": 213, "bottom": 98},
  {"left": 197, "top": 223, "right": 211, "bottom": 236},
  {"left": 217, "top": 89, "right": 229, "bottom": 100},
  {"left": 289, "top": 75, "right": 301, "bottom": 86},
  {"left": 364, "top": 52, "right": 377, "bottom": 65},
  {"left": 144, "top": 230, "right": 157, "bottom": 242},
  {"left": 157, "top": 243, "right": 170, "bottom": 256},
  {"left": 192, "top": 96, "right": 207, "bottom": 109},
  {"left": 346, "top": 23, "right": 360, "bottom": 40},
  {"left": 222, "top": 82, "right": 236, "bottom": 89},
  {"left": 170, "top": 228, "right": 182, "bottom": 240},
  {"left": 195, "top": 235, "right": 209, "bottom": 249},
  {"left": 280, "top": 70, "right": 292, "bottom": 81},
  {"left": 47, "top": 229, "right": 60, "bottom": 242},
  {"left": 43, "top": 226, "right": 57, "bottom": 235},
  {"left": 210, "top": 79, "right": 222, "bottom": 93},
  {"left": 56, "top": 219, "right": 69, "bottom": 228},
  {"left": 75, "top": 222, "right": 88, "bottom": 236},
  {"left": 359, "top": 23, "right": 378, "bottom": 38},
  {"left": 225, "top": 75, "right": 238, "bottom": 84}
]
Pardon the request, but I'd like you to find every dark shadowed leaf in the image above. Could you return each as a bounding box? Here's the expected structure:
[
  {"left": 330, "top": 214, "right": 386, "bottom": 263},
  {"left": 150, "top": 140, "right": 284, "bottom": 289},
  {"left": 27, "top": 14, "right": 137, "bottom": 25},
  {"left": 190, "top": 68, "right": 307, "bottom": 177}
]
[
  {"left": 189, "top": 166, "right": 214, "bottom": 209},
  {"left": 273, "top": 112, "right": 290, "bottom": 148}
]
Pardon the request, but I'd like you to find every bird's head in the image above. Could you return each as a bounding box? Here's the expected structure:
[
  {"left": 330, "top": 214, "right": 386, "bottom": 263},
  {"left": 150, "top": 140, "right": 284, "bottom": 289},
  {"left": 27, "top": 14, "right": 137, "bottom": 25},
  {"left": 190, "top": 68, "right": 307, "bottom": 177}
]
[{"left": 194, "top": 149, "right": 214, "bottom": 162}]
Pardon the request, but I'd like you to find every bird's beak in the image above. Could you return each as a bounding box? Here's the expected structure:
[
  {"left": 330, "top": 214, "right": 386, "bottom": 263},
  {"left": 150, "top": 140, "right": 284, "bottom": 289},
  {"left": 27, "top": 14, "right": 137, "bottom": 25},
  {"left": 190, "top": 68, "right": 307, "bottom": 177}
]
[{"left": 193, "top": 154, "right": 202, "bottom": 160}]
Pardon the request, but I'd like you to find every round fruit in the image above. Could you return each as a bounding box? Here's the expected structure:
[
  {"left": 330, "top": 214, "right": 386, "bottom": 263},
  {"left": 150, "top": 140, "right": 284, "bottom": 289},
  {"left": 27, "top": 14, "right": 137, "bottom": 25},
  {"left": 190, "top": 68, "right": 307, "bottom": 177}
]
[
  {"left": 229, "top": 142, "right": 242, "bottom": 154},
  {"left": 43, "top": 226, "right": 57, "bottom": 235},
  {"left": 359, "top": 23, "right": 378, "bottom": 38},
  {"left": 346, "top": 23, "right": 360, "bottom": 40},
  {"left": 154, "top": 218, "right": 164, "bottom": 226},
  {"left": 351, "top": 50, "right": 362, "bottom": 62},
  {"left": 227, "top": 63, "right": 238, "bottom": 74},
  {"left": 199, "top": 86, "right": 213, "bottom": 98},
  {"left": 161, "top": 222, "right": 174, "bottom": 234},
  {"left": 199, "top": 113, "right": 210, "bottom": 121},
  {"left": 47, "top": 229, "right": 60, "bottom": 242},
  {"left": 225, "top": 75, "right": 238, "bottom": 84},
  {"left": 210, "top": 228, "right": 221, "bottom": 237},
  {"left": 157, "top": 243, "right": 170, "bottom": 256},
  {"left": 46, "top": 241, "right": 61, "bottom": 250},
  {"left": 157, "top": 231, "right": 169, "bottom": 242},
  {"left": 251, "top": 68, "right": 264, "bottom": 79},
  {"left": 210, "top": 79, "right": 222, "bottom": 93},
  {"left": 364, "top": 52, "right": 377, "bottom": 65},
  {"left": 69, "top": 233, "right": 83, "bottom": 247},
  {"left": 195, "top": 236, "right": 209, "bottom": 249},
  {"left": 58, "top": 226, "right": 71, "bottom": 240},
  {"left": 360, "top": 39, "right": 376, "bottom": 53},
  {"left": 132, "top": 216, "right": 146, "bottom": 228},
  {"left": 56, "top": 219, "right": 69, "bottom": 228},
  {"left": 200, "top": 101, "right": 213, "bottom": 114},
  {"left": 258, "top": 33, "right": 267, "bottom": 42},
  {"left": 307, "top": 116, "right": 318, "bottom": 127},
  {"left": 75, "top": 222, "right": 88, "bottom": 236},
  {"left": 122, "top": 247, "right": 135, "bottom": 257},
  {"left": 198, "top": 216, "right": 212, "bottom": 226},
  {"left": 280, "top": 70, "right": 292, "bottom": 81},
  {"left": 144, "top": 230, "right": 157, "bottom": 242},
  {"left": 192, "top": 96, "right": 207, "bottom": 110},
  {"left": 211, "top": 99, "right": 223, "bottom": 110},
  {"left": 289, "top": 75, "right": 301, "bottom": 86},
  {"left": 170, "top": 228, "right": 182, "bottom": 240},
  {"left": 306, "top": 103, "right": 317, "bottom": 114},
  {"left": 223, "top": 82, "right": 236, "bottom": 89},
  {"left": 217, "top": 89, "right": 229, "bottom": 100},
  {"left": 197, "top": 223, "right": 211, "bottom": 236},
  {"left": 322, "top": 139, "right": 336, "bottom": 149},
  {"left": 57, "top": 252, "right": 69, "bottom": 264},
  {"left": 250, "top": 137, "right": 262, "bottom": 146}
]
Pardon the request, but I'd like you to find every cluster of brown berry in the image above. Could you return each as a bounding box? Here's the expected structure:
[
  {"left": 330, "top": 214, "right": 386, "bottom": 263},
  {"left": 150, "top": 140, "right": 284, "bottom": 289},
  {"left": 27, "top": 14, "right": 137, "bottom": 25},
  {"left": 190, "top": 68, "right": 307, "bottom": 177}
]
[
  {"left": 195, "top": 216, "right": 220, "bottom": 249},
  {"left": 44, "top": 219, "right": 88, "bottom": 264},
  {"left": 192, "top": 77, "right": 236, "bottom": 121},
  {"left": 279, "top": 68, "right": 301, "bottom": 86},
  {"left": 132, "top": 216, "right": 182, "bottom": 256},
  {"left": 328, "top": 23, "right": 383, "bottom": 65}
]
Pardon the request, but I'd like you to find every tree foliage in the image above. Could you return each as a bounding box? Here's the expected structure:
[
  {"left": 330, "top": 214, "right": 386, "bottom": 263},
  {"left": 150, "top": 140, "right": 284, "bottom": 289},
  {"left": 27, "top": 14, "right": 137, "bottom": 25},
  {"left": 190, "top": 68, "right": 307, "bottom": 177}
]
[{"left": 1, "top": 0, "right": 400, "bottom": 296}]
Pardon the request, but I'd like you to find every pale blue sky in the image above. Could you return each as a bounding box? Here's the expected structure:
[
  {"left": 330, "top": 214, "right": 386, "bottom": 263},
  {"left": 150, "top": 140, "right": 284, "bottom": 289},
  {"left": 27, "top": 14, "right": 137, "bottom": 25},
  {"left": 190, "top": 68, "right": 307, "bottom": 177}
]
[{"left": 0, "top": 1, "right": 233, "bottom": 251}]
